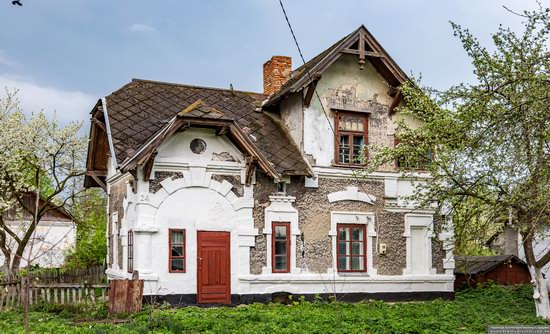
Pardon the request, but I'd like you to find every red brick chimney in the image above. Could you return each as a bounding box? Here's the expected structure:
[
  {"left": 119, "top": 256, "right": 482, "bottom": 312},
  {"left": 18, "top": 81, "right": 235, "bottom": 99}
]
[{"left": 263, "top": 56, "right": 292, "bottom": 96}]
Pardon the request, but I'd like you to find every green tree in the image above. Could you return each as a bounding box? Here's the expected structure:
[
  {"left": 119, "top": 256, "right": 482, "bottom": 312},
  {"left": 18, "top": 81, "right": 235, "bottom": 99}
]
[
  {"left": 64, "top": 188, "right": 107, "bottom": 269},
  {"left": 0, "top": 90, "right": 87, "bottom": 273},
  {"left": 367, "top": 6, "right": 550, "bottom": 318}
]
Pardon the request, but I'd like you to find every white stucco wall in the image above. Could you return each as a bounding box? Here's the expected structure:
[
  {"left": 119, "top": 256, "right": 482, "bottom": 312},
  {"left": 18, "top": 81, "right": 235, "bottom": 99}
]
[
  {"left": 0, "top": 220, "right": 76, "bottom": 268},
  {"left": 106, "top": 128, "right": 258, "bottom": 297},
  {"left": 280, "top": 93, "right": 304, "bottom": 152},
  {"left": 303, "top": 54, "right": 394, "bottom": 167}
]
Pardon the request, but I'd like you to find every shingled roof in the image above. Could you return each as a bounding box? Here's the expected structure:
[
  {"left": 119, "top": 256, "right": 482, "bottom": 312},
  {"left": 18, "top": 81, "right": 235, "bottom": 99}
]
[
  {"left": 104, "top": 79, "right": 311, "bottom": 177},
  {"left": 263, "top": 25, "right": 408, "bottom": 109},
  {"left": 454, "top": 255, "right": 527, "bottom": 275}
]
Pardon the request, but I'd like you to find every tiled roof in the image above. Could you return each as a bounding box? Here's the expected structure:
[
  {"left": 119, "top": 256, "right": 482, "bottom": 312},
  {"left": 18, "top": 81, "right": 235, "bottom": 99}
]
[
  {"left": 264, "top": 33, "right": 351, "bottom": 107},
  {"left": 263, "top": 25, "right": 408, "bottom": 109},
  {"left": 454, "top": 255, "right": 526, "bottom": 275},
  {"left": 105, "top": 79, "right": 311, "bottom": 176}
]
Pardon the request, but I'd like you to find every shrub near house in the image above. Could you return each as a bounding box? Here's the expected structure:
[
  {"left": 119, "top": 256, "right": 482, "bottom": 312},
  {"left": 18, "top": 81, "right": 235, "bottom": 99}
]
[{"left": 85, "top": 26, "right": 454, "bottom": 305}]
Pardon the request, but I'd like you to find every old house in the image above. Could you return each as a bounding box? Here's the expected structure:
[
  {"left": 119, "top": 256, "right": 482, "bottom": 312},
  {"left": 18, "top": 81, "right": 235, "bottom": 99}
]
[
  {"left": 454, "top": 255, "right": 530, "bottom": 289},
  {"left": 0, "top": 193, "right": 76, "bottom": 269},
  {"left": 85, "top": 26, "right": 455, "bottom": 304}
]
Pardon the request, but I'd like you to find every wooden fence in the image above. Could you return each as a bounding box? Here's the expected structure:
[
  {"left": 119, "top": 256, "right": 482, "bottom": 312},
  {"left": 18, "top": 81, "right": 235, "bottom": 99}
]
[
  {"left": 0, "top": 281, "right": 109, "bottom": 310},
  {"left": 108, "top": 279, "right": 144, "bottom": 314},
  {"left": 0, "top": 264, "right": 106, "bottom": 284},
  {"left": 0, "top": 267, "right": 144, "bottom": 314}
]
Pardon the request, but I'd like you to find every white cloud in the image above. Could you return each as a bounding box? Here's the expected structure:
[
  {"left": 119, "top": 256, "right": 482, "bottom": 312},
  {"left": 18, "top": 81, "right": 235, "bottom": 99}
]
[
  {"left": 128, "top": 23, "right": 156, "bottom": 33},
  {"left": 0, "top": 50, "right": 18, "bottom": 68},
  {"left": 0, "top": 75, "right": 96, "bottom": 127}
]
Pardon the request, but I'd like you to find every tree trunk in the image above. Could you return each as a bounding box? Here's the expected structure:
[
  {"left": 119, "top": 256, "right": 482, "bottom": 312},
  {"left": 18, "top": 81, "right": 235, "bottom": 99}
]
[
  {"left": 523, "top": 233, "right": 550, "bottom": 319},
  {"left": 528, "top": 265, "right": 550, "bottom": 319},
  {"left": 0, "top": 229, "right": 12, "bottom": 274}
]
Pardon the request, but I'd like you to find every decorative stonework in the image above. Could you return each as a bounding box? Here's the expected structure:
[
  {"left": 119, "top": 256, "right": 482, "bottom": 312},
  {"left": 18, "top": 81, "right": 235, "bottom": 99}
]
[
  {"left": 130, "top": 166, "right": 257, "bottom": 277},
  {"left": 263, "top": 195, "right": 300, "bottom": 274},
  {"left": 329, "top": 211, "right": 377, "bottom": 275},
  {"left": 327, "top": 186, "right": 376, "bottom": 204},
  {"left": 149, "top": 171, "right": 184, "bottom": 194}
]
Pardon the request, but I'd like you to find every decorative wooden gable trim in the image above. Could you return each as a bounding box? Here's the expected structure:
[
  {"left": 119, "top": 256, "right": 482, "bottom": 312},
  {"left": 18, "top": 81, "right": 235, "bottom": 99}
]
[
  {"left": 264, "top": 25, "right": 409, "bottom": 109},
  {"left": 119, "top": 100, "right": 282, "bottom": 182},
  {"left": 85, "top": 100, "right": 110, "bottom": 190}
]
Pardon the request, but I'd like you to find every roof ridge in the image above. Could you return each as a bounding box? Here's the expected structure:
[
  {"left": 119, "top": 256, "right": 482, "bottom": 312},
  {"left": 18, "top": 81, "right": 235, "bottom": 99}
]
[{"left": 131, "top": 78, "right": 266, "bottom": 97}]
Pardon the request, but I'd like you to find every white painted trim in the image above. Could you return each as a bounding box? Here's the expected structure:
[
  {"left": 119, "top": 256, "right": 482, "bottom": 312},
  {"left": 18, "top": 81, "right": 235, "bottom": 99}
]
[
  {"left": 263, "top": 195, "right": 299, "bottom": 274},
  {"left": 111, "top": 211, "right": 119, "bottom": 270},
  {"left": 403, "top": 213, "right": 436, "bottom": 275},
  {"left": 128, "top": 166, "right": 258, "bottom": 283},
  {"left": 304, "top": 176, "right": 319, "bottom": 188},
  {"left": 101, "top": 97, "right": 118, "bottom": 170},
  {"left": 154, "top": 160, "right": 244, "bottom": 174},
  {"left": 438, "top": 215, "right": 455, "bottom": 275},
  {"left": 327, "top": 186, "right": 376, "bottom": 204},
  {"left": 312, "top": 166, "right": 431, "bottom": 181},
  {"left": 238, "top": 273, "right": 454, "bottom": 295},
  {"left": 384, "top": 207, "right": 435, "bottom": 213},
  {"left": 330, "top": 211, "right": 377, "bottom": 275}
]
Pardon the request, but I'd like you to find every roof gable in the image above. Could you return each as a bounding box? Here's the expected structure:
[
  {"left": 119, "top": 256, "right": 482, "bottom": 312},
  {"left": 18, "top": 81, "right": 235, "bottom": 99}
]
[
  {"left": 86, "top": 79, "right": 312, "bottom": 184},
  {"left": 264, "top": 25, "right": 408, "bottom": 108},
  {"left": 454, "top": 255, "right": 527, "bottom": 275}
]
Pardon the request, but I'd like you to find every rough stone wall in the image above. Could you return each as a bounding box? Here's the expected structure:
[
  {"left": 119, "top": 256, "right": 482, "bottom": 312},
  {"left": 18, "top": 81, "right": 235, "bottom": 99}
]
[
  {"left": 372, "top": 211, "right": 406, "bottom": 275},
  {"left": 431, "top": 217, "right": 446, "bottom": 274},
  {"left": 250, "top": 173, "right": 272, "bottom": 275},
  {"left": 149, "top": 171, "right": 184, "bottom": 194},
  {"left": 211, "top": 174, "right": 243, "bottom": 197},
  {"left": 250, "top": 172, "right": 415, "bottom": 275},
  {"left": 432, "top": 238, "right": 445, "bottom": 274},
  {"left": 108, "top": 178, "right": 127, "bottom": 269}
]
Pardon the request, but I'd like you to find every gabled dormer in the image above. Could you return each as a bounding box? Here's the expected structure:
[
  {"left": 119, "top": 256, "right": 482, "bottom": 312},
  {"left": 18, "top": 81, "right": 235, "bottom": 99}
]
[{"left": 262, "top": 25, "right": 409, "bottom": 169}]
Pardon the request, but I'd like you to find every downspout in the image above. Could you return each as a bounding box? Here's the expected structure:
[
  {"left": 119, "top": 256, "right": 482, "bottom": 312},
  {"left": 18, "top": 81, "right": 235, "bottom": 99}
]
[{"left": 101, "top": 97, "right": 118, "bottom": 171}]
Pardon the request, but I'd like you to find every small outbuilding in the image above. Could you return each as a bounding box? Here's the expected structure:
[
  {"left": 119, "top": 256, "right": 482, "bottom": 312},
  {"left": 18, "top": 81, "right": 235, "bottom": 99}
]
[{"left": 454, "top": 255, "right": 531, "bottom": 290}]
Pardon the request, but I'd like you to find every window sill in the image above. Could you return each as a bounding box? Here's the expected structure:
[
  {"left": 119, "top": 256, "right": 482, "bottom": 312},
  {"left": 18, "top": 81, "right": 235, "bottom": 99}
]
[
  {"left": 337, "top": 272, "right": 370, "bottom": 277},
  {"left": 331, "top": 164, "right": 367, "bottom": 169}
]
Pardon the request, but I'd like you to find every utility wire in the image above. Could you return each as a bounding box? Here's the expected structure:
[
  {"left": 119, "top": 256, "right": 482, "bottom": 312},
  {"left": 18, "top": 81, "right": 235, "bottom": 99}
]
[
  {"left": 277, "top": 0, "right": 339, "bottom": 141},
  {"left": 277, "top": 0, "right": 384, "bottom": 258}
]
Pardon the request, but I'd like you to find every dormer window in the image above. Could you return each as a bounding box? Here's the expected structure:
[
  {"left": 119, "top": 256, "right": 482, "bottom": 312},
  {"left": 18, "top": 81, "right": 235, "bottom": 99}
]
[{"left": 334, "top": 112, "right": 368, "bottom": 165}]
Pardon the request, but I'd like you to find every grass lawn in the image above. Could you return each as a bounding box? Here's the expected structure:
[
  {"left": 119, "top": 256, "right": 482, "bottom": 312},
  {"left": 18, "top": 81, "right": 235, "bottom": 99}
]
[{"left": 0, "top": 284, "right": 548, "bottom": 333}]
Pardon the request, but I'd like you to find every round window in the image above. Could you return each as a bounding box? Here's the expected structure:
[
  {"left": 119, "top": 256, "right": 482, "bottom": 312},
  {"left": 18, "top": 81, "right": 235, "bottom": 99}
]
[{"left": 190, "top": 138, "right": 207, "bottom": 154}]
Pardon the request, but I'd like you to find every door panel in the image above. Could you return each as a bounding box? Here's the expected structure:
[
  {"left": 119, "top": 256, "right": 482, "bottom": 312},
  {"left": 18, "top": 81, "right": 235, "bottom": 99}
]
[
  {"left": 197, "top": 231, "right": 230, "bottom": 304},
  {"left": 410, "top": 227, "right": 428, "bottom": 274}
]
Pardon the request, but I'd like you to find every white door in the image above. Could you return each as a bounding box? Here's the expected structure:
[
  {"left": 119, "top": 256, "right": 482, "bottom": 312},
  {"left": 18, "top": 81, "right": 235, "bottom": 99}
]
[{"left": 410, "top": 227, "right": 428, "bottom": 274}]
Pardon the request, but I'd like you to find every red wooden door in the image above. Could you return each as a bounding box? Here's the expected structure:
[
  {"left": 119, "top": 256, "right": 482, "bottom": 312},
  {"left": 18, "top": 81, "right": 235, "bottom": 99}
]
[{"left": 197, "top": 231, "right": 231, "bottom": 304}]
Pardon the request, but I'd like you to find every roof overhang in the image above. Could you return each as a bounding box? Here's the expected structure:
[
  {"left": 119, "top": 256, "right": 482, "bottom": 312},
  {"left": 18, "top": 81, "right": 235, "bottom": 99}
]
[
  {"left": 84, "top": 100, "right": 109, "bottom": 190},
  {"left": 119, "top": 100, "right": 284, "bottom": 182},
  {"left": 263, "top": 25, "right": 409, "bottom": 110}
]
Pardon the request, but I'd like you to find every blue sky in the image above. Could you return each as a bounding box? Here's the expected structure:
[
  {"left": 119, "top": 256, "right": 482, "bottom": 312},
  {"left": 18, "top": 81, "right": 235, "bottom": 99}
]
[{"left": 0, "top": 0, "right": 544, "bottom": 127}]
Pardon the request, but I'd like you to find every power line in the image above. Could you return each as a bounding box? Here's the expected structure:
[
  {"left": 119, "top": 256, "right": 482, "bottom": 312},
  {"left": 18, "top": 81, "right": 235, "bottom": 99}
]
[
  {"left": 277, "top": 0, "right": 388, "bottom": 258},
  {"left": 277, "top": 0, "right": 339, "bottom": 140}
]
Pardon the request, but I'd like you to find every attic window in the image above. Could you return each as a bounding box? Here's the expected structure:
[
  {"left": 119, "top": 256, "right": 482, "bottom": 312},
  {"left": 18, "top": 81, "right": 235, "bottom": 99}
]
[
  {"left": 334, "top": 112, "right": 368, "bottom": 165},
  {"left": 190, "top": 138, "right": 207, "bottom": 154}
]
